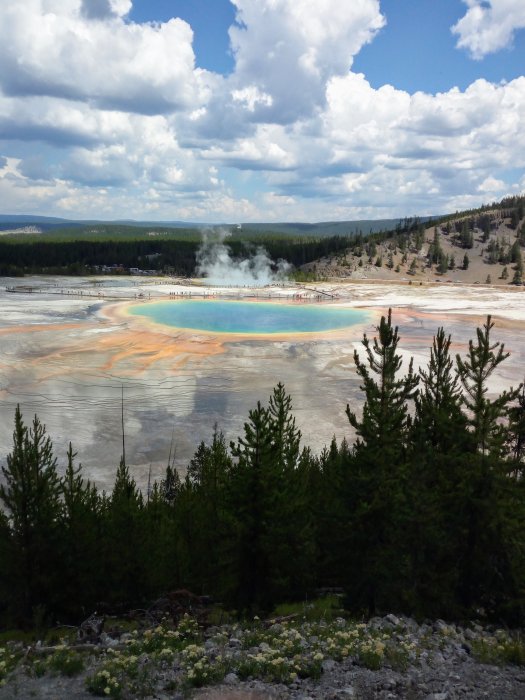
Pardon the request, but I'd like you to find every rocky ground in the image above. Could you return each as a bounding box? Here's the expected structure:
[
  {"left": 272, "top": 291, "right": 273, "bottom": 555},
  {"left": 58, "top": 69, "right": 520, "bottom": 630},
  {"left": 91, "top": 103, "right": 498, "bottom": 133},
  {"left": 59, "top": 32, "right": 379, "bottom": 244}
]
[
  {"left": 1, "top": 614, "right": 525, "bottom": 699},
  {"left": 306, "top": 214, "right": 525, "bottom": 288}
]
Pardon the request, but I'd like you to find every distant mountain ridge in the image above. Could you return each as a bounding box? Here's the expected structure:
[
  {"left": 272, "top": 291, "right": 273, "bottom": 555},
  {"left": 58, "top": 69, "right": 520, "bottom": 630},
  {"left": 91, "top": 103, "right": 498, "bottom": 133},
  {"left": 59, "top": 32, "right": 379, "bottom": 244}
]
[
  {"left": 0, "top": 214, "right": 199, "bottom": 227},
  {"left": 0, "top": 214, "right": 437, "bottom": 237}
]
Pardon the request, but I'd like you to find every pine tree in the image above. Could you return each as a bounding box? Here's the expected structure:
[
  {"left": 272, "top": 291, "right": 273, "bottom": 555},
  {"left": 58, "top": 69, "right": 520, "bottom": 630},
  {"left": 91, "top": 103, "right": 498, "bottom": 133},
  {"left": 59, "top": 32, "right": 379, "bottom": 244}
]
[
  {"left": 0, "top": 407, "right": 62, "bottom": 625},
  {"left": 312, "top": 437, "right": 353, "bottom": 590},
  {"left": 345, "top": 310, "right": 419, "bottom": 613},
  {"left": 511, "top": 240, "right": 522, "bottom": 264},
  {"left": 456, "top": 316, "right": 521, "bottom": 458},
  {"left": 267, "top": 382, "right": 301, "bottom": 472},
  {"left": 141, "top": 479, "right": 183, "bottom": 599},
  {"left": 455, "top": 317, "right": 523, "bottom": 613},
  {"left": 507, "top": 384, "right": 525, "bottom": 478},
  {"left": 429, "top": 228, "right": 442, "bottom": 265},
  {"left": 104, "top": 458, "right": 145, "bottom": 608},
  {"left": 437, "top": 252, "right": 448, "bottom": 274},
  {"left": 228, "top": 402, "right": 273, "bottom": 612},
  {"left": 347, "top": 310, "right": 419, "bottom": 456},
  {"left": 512, "top": 245, "right": 523, "bottom": 285},
  {"left": 59, "top": 443, "right": 102, "bottom": 619},
  {"left": 182, "top": 428, "right": 233, "bottom": 596},
  {"left": 408, "top": 329, "right": 473, "bottom": 616},
  {"left": 0, "top": 507, "right": 12, "bottom": 627},
  {"left": 159, "top": 464, "right": 181, "bottom": 506},
  {"left": 266, "top": 384, "right": 315, "bottom": 600},
  {"left": 227, "top": 388, "right": 314, "bottom": 612},
  {"left": 460, "top": 221, "right": 474, "bottom": 248}
]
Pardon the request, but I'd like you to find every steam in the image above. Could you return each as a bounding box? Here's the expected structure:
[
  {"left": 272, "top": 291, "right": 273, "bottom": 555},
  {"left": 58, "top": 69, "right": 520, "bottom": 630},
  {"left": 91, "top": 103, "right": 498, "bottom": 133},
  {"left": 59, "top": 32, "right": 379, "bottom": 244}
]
[{"left": 196, "top": 228, "right": 290, "bottom": 286}]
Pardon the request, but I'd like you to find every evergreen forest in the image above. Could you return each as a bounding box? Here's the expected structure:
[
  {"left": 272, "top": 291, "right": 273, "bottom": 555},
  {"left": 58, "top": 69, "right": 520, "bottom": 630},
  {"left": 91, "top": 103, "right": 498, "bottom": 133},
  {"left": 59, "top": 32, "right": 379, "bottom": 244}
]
[
  {"left": 0, "top": 234, "right": 350, "bottom": 277},
  {"left": 1, "top": 311, "right": 525, "bottom": 631}
]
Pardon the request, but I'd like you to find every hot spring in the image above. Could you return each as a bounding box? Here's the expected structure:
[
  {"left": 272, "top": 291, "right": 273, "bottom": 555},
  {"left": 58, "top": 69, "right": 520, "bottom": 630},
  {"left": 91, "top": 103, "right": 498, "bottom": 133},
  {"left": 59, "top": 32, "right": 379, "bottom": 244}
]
[{"left": 127, "top": 299, "right": 367, "bottom": 335}]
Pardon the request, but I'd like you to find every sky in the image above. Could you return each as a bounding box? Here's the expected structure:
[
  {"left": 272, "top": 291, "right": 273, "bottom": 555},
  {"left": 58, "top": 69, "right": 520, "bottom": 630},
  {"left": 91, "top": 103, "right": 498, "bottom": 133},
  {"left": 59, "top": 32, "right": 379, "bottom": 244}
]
[{"left": 0, "top": 0, "right": 524, "bottom": 223}]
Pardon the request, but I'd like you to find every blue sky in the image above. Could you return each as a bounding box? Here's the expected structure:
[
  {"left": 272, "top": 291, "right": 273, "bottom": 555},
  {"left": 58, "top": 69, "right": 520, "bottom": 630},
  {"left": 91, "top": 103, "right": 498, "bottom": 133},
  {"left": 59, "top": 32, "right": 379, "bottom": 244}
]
[
  {"left": 0, "top": 0, "right": 524, "bottom": 222},
  {"left": 130, "top": 1, "right": 237, "bottom": 74}
]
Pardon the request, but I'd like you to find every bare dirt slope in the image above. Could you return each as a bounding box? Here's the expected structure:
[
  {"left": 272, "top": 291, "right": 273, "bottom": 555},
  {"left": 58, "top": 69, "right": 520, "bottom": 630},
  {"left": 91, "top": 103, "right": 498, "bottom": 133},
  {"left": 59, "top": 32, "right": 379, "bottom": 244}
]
[{"left": 306, "top": 208, "right": 525, "bottom": 288}]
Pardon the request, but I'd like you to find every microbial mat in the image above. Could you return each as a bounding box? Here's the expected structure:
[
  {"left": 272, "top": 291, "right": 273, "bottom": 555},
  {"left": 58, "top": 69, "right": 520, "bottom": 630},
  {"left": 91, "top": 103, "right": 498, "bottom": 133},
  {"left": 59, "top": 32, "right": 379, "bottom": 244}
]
[
  {"left": 2, "top": 277, "right": 525, "bottom": 491},
  {"left": 128, "top": 299, "right": 368, "bottom": 334}
]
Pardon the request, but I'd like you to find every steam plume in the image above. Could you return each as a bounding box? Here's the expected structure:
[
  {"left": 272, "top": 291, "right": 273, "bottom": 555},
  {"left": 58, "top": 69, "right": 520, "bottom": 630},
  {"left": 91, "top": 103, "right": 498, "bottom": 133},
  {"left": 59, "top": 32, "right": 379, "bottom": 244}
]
[{"left": 196, "top": 228, "right": 290, "bottom": 286}]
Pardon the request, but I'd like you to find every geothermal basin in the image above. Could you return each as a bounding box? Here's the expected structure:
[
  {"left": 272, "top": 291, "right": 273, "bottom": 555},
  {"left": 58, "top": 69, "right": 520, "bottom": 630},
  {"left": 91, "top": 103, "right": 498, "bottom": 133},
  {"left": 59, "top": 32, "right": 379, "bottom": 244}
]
[
  {"left": 127, "top": 299, "right": 368, "bottom": 335},
  {"left": 1, "top": 276, "right": 524, "bottom": 490}
]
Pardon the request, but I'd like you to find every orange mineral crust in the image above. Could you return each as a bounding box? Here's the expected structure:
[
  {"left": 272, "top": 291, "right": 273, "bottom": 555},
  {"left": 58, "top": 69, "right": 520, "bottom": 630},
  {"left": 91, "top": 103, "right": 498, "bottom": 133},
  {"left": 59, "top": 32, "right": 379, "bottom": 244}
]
[{"left": 1, "top": 278, "right": 524, "bottom": 490}]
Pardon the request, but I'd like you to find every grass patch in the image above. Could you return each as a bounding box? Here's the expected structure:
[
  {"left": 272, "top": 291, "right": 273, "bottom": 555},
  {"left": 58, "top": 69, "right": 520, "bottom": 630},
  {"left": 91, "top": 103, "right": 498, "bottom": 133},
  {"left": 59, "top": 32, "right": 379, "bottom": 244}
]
[
  {"left": 47, "top": 648, "right": 85, "bottom": 676},
  {"left": 271, "top": 595, "right": 344, "bottom": 623},
  {"left": 472, "top": 632, "right": 525, "bottom": 666}
]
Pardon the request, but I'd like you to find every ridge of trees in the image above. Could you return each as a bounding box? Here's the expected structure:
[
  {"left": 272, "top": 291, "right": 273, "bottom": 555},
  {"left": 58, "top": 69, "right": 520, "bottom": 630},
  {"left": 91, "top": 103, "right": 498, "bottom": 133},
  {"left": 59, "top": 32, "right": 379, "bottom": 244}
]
[
  {"left": 1, "top": 313, "right": 525, "bottom": 629},
  {"left": 2, "top": 195, "right": 524, "bottom": 279},
  {"left": 0, "top": 235, "right": 351, "bottom": 277}
]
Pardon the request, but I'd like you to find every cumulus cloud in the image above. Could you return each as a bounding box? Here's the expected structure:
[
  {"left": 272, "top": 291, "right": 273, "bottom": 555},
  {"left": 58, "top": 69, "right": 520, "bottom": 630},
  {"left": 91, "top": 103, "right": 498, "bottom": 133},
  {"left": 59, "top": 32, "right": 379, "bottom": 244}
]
[
  {"left": 228, "top": 0, "right": 385, "bottom": 122},
  {"left": 0, "top": 1, "right": 207, "bottom": 114},
  {"left": 0, "top": 0, "right": 523, "bottom": 221},
  {"left": 266, "top": 73, "right": 525, "bottom": 216},
  {"left": 452, "top": 0, "right": 525, "bottom": 59}
]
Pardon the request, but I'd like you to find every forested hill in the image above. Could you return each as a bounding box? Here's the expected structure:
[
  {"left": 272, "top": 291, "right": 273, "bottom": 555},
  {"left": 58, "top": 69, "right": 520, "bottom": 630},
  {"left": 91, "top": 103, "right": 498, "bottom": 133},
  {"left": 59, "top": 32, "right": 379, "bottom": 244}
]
[
  {"left": 307, "top": 194, "right": 525, "bottom": 285},
  {"left": 1, "top": 312, "right": 524, "bottom": 629}
]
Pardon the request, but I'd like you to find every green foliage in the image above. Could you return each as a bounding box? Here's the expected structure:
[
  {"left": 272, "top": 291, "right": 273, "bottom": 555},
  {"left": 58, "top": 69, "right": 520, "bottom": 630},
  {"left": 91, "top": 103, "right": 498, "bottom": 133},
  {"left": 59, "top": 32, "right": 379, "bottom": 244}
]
[
  {"left": 226, "top": 385, "right": 315, "bottom": 613},
  {"left": 345, "top": 310, "right": 419, "bottom": 614},
  {"left": 86, "top": 667, "right": 122, "bottom": 697},
  {"left": 347, "top": 309, "right": 418, "bottom": 456},
  {"left": 45, "top": 647, "right": 85, "bottom": 676},
  {"left": 271, "top": 594, "right": 343, "bottom": 622},
  {"left": 408, "top": 329, "right": 473, "bottom": 616},
  {"left": 456, "top": 316, "right": 521, "bottom": 458},
  {"left": 0, "top": 232, "right": 354, "bottom": 277},
  {"left": 471, "top": 631, "right": 525, "bottom": 666},
  {"left": 0, "top": 408, "right": 62, "bottom": 625}
]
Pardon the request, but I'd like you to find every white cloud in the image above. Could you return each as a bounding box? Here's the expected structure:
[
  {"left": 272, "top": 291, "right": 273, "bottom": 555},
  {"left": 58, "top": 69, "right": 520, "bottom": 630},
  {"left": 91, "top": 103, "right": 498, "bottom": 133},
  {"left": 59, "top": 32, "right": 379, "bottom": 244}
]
[
  {"left": 228, "top": 0, "right": 385, "bottom": 121},
  {"left": 202, "top": 124, "right": 297, "bottom": 171},
  {"left": 452, "top": 0, "right": 525, "bottom": 59},
  {"left": 478, "top": 176, "right": 507, "bottom": 192},
  {"left": 0, "top": 1, "right": 208, "bottom": 114},
  {"left": 231, "top": 86, "right": 273, "bottom": 112},
  {"left": 0, "top": 0, "right": 523, "bottom": 222},
  {"left": 272, "top": 73, "right": 525, "bottom": 216}
]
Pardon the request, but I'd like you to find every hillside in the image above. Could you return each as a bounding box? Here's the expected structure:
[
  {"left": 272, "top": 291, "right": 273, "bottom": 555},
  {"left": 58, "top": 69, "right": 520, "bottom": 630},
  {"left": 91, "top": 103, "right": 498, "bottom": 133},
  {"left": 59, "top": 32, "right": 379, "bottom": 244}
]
[{"left": 304, "top": 197, "right": 525, "bottom": 286}]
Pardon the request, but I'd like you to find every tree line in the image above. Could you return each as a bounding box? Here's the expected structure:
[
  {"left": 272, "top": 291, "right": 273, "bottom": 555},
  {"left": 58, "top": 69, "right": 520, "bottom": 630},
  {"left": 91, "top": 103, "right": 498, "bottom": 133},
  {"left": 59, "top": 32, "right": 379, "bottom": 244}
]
[
  {"left": 1, "top": 312, "right": 524, "bottom": 630},
  {"left": 0, "top": 235, "right": 351, "bottom": 277}
]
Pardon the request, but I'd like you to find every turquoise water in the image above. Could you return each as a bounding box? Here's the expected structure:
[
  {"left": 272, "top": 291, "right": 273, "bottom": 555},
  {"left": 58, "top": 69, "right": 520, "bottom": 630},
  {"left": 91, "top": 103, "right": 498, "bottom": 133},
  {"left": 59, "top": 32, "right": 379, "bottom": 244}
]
[{"left": 128, "top": 299, "right": 367, "bottom": 334}]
